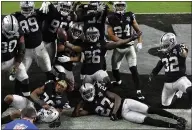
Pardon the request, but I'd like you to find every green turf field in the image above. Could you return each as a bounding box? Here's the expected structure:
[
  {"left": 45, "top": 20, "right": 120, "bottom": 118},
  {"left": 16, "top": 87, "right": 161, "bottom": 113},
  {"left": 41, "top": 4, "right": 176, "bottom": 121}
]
[{"left": 1, "top": 1, "right": 191, "bottom": 14}]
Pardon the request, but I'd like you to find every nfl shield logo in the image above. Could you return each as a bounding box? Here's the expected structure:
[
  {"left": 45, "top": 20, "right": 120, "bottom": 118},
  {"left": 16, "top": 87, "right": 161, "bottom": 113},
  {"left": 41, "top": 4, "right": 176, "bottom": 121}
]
[{"left": 126, "top": 17, "right": 130, "bottom": 22}]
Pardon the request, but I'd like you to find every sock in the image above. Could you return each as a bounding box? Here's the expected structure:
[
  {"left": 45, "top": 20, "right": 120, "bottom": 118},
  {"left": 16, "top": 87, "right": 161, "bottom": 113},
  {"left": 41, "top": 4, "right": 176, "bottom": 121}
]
[
  {"left": 2, "top": 115, "right": 12, "bottom": 124},
  {"left": 20, "top": 79, "right": 30, "bottom": 97},
  {"left": 129, "top": 66, "right": 140, "bottom": 90},
  {"left": 112, "top": 69, "right": 121, "bottom": 82},
  {"left": 147, "top": 107, "right": 179, "bottom": 120},
  {"left": 14, "top": 79, "right": 21, "bottom": 95},
  {"left": 186, "top": 86, "right": 192, "bottom": 105},
  {"left": 143, "top": 117, "right": 177, "bottom": 128}
]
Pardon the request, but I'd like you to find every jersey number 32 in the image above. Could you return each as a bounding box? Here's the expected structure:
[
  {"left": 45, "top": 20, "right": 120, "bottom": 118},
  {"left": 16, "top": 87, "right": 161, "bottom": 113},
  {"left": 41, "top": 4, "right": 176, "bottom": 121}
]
[{"left": 162, "top": 56, "right": 179, "bottom": 72}]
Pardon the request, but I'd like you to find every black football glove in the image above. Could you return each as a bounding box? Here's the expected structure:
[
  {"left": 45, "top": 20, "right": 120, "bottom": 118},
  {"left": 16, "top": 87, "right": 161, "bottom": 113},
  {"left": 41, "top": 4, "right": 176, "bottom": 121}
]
[
  {"left": 147, "top": 73, "right": 154, "bottom": 87},
  {"left": 110, "top": 113, "right": 118, "bottom": 121},
  {"left": 48, "top": 116, "right": 61, "bottom": 128}
]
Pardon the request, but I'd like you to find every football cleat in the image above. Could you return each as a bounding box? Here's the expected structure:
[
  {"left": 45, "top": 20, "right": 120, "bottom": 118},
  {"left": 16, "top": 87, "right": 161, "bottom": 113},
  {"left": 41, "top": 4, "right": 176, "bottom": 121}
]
[{"left": 63, "top": 103, "right": 71, "bottom": 109}]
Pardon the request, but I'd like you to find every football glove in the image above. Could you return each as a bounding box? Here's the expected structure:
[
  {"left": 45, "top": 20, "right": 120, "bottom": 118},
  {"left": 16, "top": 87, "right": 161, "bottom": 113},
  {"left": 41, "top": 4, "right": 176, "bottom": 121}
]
[
  {"left": 110, "top": 113, "right": 118, "bottom": 121},
  {"left": 147, "top": 73, "right": 154, "bottom": 87},
  {"left": 58, "top": 55, "right": 71, "bottom": 63},
  {"left": 9, "top": 66, "right": 17, "bottom": 81},
  {"left": 40, "top": 2, "right": 51, "bottom": 14},
  {"left": 97, "top": 3, "right": 105, "bottom": 12},
  {"left": 136, "top": 43, "right": 142, "bottom": 52}
]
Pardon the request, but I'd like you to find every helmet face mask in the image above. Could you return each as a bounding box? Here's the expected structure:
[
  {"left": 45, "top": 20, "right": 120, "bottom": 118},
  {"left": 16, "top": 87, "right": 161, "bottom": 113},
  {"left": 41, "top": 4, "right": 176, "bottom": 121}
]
[
  {"left": 70, "top": 23, "right": 83, "bottom": 40},
  {"left": 37, "top": 107, "right": 59, "bottom": 123},
  {"left": 57, "top": 2, "right": 72, "bottom": 16},
  {"left": 113, "top": 2, "right": 126, "bottom": 14},
  {"left": 88, "top": 2, "right": 99, "bottom": 14},
  {"left": 86, "top": 27, "right": 100, "bottom": 43},
  {"left": 80, "top": 83, "right": 95, "bottom": 102},
  {"left": 2, "top": 15, "right": 19, "bottom": 39},
  {"left": 20, "top": 1, "right": 35, "bottom": 17},
  {"left": 159, "top": 33, "right": 177, "bottom": 53}
]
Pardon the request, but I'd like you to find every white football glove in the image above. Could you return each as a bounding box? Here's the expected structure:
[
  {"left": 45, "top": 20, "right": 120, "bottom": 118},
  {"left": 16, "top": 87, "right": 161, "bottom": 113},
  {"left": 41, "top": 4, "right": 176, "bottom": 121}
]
[
  {"left": 136, "top": 43, "right": 142, "bottom": 52},
  {"left": 58, "top": 55, "right": 71, "bottom": 63},
  {"left": 97, "top": 3, "right": 105, "bottom": 12},
  {"left": 39, "top": 2, "right": 51, "bottom": 14}
]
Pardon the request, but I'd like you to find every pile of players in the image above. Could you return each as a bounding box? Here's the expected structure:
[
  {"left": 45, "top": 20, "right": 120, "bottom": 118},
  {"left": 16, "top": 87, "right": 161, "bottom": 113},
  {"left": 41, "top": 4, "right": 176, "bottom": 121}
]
[{"left": 1, "top": 1, "right": 191, "bottom": 130}]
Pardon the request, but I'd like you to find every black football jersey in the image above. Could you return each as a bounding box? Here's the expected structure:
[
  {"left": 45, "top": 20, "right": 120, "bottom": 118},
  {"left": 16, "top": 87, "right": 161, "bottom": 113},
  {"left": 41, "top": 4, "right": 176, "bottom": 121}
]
[
  {"left": 35, "top": 80, "right": 65, "bottom": 110},
  {"left": 55, "top": 33, "right": 84, "bottom": 71},
  {"left": 42, "top": 4, "right": 74, "bottom": 43},
  {"left": 79, "top": 4, "right": 109, "bottom": 40},
  {"left": 13, "top": 9, "right": 46, "bottom": 48},
  {"left": 81, "top": 40, "right": 107, "bottom": 75},
  {"left": 83, "top": 83, "right": 114, "bottom": 116},
  {"left": 107, "top": 12, "right": 135, "bottom": 39},
  {"left": 160, "top": 44, "right": 187, "bottom": 82},
  {"left": 1, "top": 29, "right": 23, "bottom": 62}
]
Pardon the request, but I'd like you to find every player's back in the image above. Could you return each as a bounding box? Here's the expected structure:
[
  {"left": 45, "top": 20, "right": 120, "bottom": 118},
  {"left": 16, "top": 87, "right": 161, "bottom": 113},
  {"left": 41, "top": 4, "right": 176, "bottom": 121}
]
[
  {"left": 4, "top": 119, "right": 38, "bottom": 130},
  {"left": 161, "top": 44, "right": 187, "bottom": 82},
  {"left": 13, "top": 10, "right": 45, "bottom": 48}
]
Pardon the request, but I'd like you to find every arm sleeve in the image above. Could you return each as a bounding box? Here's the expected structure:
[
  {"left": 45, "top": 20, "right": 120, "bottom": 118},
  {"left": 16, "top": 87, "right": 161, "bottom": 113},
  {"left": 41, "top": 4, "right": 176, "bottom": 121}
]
[{"left": 152, "top": 60, "right": 164, "bottom": 76}]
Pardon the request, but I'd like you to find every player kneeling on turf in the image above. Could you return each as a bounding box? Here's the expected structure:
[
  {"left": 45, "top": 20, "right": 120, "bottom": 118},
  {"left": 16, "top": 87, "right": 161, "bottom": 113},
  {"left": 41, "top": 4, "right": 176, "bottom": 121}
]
[{"left": 72, "top": 82, "right": 187, "bottom": 130}]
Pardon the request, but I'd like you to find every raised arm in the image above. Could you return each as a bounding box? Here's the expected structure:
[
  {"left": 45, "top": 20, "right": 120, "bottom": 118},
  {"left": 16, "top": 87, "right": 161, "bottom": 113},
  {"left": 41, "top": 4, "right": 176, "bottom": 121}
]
[{"left": 105, "top": 32, "right": 142, "bottom": 50}]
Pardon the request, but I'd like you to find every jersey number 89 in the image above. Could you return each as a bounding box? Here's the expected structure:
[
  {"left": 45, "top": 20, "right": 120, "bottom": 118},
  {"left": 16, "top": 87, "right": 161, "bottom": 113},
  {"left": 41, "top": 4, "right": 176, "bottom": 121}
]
[{"left": 20, "top": 17, "right": 39, "bottom": 33}]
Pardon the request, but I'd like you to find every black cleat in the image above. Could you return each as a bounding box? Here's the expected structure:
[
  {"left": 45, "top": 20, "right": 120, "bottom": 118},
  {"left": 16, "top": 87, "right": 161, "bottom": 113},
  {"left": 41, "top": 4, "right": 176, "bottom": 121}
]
[
  {"left": 177, "top": 117, "right": 187, "bottom": 126},
  {"left": 176, "top": 121, "right": 186, "bottom": 130},
  {"left": 136, "top": 92, "right": 145, "bottom": 100}
]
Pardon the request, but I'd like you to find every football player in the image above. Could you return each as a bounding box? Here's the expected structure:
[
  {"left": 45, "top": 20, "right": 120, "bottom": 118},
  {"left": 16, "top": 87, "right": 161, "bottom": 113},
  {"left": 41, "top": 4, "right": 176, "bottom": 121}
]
[
  {"left": 52, "top": 23, "right": 84, "bottom": 108},
  {"left": 13, "top": 1, "right": 54, "bottom": 81},
  {"left": 4, "top": 107, "right": 38, "bottom": 130},
  {"left": 1, "top": 15, "right": 30, "bottom": 97},
  {"left": 30, "top": 80, "right": 70, "bottom": 127},
  {"left": 76, "top": 2, "right": 109, "bottom": 41},
  {"left": 40, "top": 1, "right": 76, "bottom": 64},
  {"left": 62, "top": 26, "right": 141, "bottom": 88},
  {"left": 148, "top": 33, "right": 192, "bottom": 107},
  {"left": 72, "top": 82, "right": 187, "bottom": 130},
  {"left": 107, "top": 2, "right": 145, "bottom": 100}
]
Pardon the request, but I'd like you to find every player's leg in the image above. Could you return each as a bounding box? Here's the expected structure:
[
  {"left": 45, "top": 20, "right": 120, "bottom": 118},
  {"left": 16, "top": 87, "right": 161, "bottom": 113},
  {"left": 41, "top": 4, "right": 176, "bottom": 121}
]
[
  {"left": 161, "top": 83, "right": 176, "bottom": 107},
  {"left": 44, "top": 41, "right": 57, "bottom": 65},
  {"left": 35, "top": 42, "right": 55, "bottom": 80},
  {"left": 111, "top": 48, "right": 124, "bottom": 85},
  {"left": 2, "top": 95, "right": 29, "bottom": 124},
  {"left": 15, "top": 62, "right": 30, "bottom": 97},
  {"left": 121, "top": 99, "right": 181, "bottom": 129},
  {"left": 126, "top": 46, "right": 144, "bottom": 100},
  {"left": 175, "top": 76, "right": 192, "bottom": 106}
]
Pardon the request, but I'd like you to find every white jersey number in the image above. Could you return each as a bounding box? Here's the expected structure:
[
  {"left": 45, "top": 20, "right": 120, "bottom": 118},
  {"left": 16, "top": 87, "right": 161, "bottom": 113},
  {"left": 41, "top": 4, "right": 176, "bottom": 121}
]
[
  {"left": 43, "top": 93, "right": 55, "bottom": 106},
  {"left": 49, "top": 19, "right": 68, "bottom": 33},
  {"left": 95, "top": 97, "right": 114, "bottom": 116},
  {"left": 20, "top": 17, "right": 39, "bottom": 33},
  {"left": 84, "top": 49, "right": 101, "bottom": 63},
  {"left": 2, "top": 40, "right": 17, "bottom": 53},
  {"left": 162, "top": 56, "right": 179, "bottom": 72},
  {"left": 114, "top": 24, "right": 131, "bottom": 37}
]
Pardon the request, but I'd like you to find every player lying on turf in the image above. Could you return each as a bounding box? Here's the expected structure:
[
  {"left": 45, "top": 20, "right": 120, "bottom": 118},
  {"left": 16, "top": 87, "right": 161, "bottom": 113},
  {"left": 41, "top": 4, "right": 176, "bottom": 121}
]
[
  {"left": 2, "top": 80, "right": 69, "bottom": 128},
  {"left": 148, "top": 32, "right": 192, "bottom": 107},
  {"left": 72, "top": 82, "right": 187, "bottom": 130}
]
